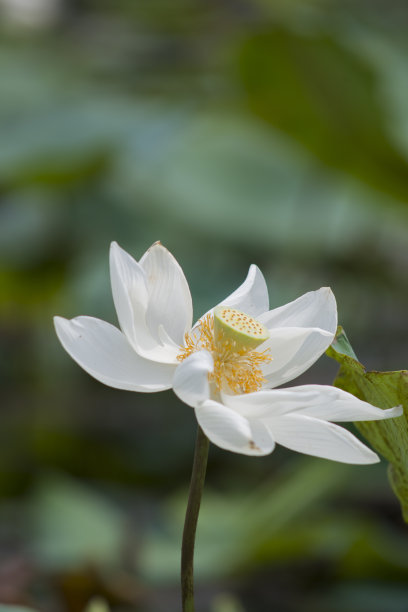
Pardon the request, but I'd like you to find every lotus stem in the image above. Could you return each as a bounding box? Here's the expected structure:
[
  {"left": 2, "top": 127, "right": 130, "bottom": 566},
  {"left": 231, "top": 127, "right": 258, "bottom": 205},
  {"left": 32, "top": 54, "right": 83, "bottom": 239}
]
[{"left": 181, "top": 426, "right": 210, "bottom": 612}]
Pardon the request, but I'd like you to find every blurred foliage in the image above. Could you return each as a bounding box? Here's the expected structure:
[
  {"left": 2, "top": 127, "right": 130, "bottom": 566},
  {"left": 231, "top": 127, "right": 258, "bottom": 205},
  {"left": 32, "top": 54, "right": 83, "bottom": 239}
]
[
  {"left": 0, "top": 0, "right": 408, "bottom": 611},
  {"left": 28, "top": 475, "right": 125, "bottom": 570},
  {"left": 239, "top": 27, "right": 408, "bottom": 203},
  {"left": 83, "top": 598, "right": 110, "bottom": 612},
  {"left": 0, "top": 608, "right": 39, "bottom": 612},
  {"left": 327, "top": 326, "right": 408, "bottom": 521}
]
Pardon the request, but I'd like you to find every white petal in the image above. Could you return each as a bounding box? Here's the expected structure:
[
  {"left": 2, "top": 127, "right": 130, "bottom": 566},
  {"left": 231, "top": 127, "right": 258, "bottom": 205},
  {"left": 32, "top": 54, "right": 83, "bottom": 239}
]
[
  {"left": 54, "top": 316, "right": 175, "bottom": 391},
  {"left": 258, "top": 287, "right": 337, "bottom": 334},
  {"left": 260, "top": 326, "right": 333, "bottom": 388},
  {"left": 219, "top": 264, "right": 269, "bottom": 316},
  {"left": 221, "top": 388, "right": 304, "bottom": 420},
  {"left": 222, "top": 385, "right": 403, "bottom": 422},
  {"left": 110, "top": 241, "right": 147, "bottom": 342},
  {"left": 270, "top": 384, "right": 403, "bottom": 422},
  {"left": 110, "top": 242, "right": 179, "bottom": 364},
  {"left": 267, "top": 413, "right": 379, "bottom": 464},
  {"left": 173, "top": 350, "right": 213, "bottom": 408},
  {"left": 195, "top": 400, "right": 275, "bottom": 456},
  {"left": 140, "top": 242, "right": 193, "bottom": 345}
]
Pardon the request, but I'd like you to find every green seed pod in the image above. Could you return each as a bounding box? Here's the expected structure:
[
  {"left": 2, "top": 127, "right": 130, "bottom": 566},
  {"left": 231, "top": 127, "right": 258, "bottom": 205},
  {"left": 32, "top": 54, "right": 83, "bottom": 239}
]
[{"left": 214, "top": 305, "right": 269, "bottom": 350}]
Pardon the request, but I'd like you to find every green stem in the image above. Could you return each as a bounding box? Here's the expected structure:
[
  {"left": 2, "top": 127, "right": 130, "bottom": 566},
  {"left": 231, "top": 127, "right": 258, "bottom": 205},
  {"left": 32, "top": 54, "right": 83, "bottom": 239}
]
[{"left": 181, "top": 426, "right": 210, "bottom": 612}]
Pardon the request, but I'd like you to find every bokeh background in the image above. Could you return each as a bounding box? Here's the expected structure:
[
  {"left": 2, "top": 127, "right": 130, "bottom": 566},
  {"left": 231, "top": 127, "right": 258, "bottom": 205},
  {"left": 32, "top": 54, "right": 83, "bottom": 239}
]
[{"left": 1, "top": 1, "right": 408, "bottom": 611}]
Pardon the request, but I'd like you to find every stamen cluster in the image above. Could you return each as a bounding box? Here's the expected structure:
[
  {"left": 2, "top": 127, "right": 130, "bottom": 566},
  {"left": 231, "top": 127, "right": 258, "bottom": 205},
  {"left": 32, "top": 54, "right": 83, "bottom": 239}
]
[{"left": 178, "top": 314, "right": 272, "bottom": 394}]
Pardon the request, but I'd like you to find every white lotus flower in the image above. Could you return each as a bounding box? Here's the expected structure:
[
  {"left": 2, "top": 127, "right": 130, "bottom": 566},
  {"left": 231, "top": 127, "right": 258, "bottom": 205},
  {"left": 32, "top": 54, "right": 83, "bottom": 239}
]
[{"left": 54, "top": 242, "right": 402, "bottom": 463}]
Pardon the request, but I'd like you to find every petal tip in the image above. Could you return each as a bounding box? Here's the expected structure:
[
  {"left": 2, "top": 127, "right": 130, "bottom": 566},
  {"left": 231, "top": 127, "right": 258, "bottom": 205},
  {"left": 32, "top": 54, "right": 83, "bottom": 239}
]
[
  {"left": 249, "top": 263, "right": 260, "bottom": 274},
  {"left": 319, "top": 286, "right": 335, "bottom": 299},
  {"left": 53, "top": 315, "right": 67, "bottom": 330},
  {"left": 367, "top": 452, "right": 381, "bottom": 464},
  {"left": 318, "top": 286, "right": 337, "bottom": 332},
  {"left": 109, "top": 240, "right": 123, "bottom": 258},
  {"left": 146, "top": 240, "right": 168, "bottom": 256},
  {"left": 388, "top": 405, "right": 404, "bottom": 418},
  {"left": 353, "top": 446, "right": 380, "bottom": 465},
  {"left": 109, "top": 241, "right": 126, "bottom": 265}
]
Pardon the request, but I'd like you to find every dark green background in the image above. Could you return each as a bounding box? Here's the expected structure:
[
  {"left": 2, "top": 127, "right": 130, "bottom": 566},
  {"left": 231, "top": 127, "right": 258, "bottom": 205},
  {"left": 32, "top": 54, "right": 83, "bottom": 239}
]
[{"left": 1, "top": 1, "right": 407, "bottom": 610}]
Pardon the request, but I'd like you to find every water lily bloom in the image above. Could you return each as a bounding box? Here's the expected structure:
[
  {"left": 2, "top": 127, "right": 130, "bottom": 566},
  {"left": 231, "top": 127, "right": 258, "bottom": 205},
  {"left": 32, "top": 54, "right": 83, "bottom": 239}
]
[{"left": 54, "top": 242, "right": 402, "bottom": 463}]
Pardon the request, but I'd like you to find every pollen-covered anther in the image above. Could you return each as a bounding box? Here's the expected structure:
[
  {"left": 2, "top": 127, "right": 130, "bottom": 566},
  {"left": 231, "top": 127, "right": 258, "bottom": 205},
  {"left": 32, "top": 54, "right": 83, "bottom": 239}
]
[{"left": 177, "top": 309, "right": 272, "bottom": 395}]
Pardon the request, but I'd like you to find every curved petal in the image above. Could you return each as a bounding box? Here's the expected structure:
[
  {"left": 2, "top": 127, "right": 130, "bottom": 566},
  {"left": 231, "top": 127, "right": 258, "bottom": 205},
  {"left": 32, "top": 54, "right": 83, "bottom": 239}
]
[
  {"left": 270, "top": 384, "right": 403, "bottom": 422},
  {"left": 54, "top": 316, "right": 175, "bottom": 391},
  {"left": 110, "top": 241, "right": 147, "bottom": 342},
  {"left": 173, "top": 350, "right": 213, "bottom": 408},
  {"left": 221, "top": 388, "right": 305, "bottom": 420},
  {"left": 258, "top": 287, "right": 337, "bottom": 334},
  {"left": 267, "top": 413, "right": 379, "bottom": 464},
  {"left": 219, "top": 264, "right": 269, "bottom": 317},
  {"left": 140, "top": 242, "right": 193, "bottom": 345},
  {"left": 195, "top": 400, "right": 275, "bottom": 456},
  {"left": 110, "top": 242, "right": 179, "bottom": 364},
  {"left": 222, "top": 385, "right": 403, "bottom": 422},
  {"left": 259, "top": 326, "right": 333, "bottom": 388}
]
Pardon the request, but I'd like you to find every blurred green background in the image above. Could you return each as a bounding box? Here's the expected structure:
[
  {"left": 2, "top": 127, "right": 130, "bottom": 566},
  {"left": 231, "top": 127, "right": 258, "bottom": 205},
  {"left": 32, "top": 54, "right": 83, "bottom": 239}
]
[{"left": 1, "top": 0, "right": 408, "bottom": 611}]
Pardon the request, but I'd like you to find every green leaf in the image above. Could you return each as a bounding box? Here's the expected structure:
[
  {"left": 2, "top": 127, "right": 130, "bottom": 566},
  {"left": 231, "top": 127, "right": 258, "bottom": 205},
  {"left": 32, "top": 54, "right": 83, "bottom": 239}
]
[{"left": 327, "top": 326, "right": 408, "bottom": 521}]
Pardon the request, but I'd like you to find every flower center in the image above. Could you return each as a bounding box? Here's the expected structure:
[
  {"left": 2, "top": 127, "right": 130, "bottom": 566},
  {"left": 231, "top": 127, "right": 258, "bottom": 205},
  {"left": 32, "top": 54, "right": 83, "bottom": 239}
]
[{"left": 177, "top": 306, "right": 272, "bottom": 395}]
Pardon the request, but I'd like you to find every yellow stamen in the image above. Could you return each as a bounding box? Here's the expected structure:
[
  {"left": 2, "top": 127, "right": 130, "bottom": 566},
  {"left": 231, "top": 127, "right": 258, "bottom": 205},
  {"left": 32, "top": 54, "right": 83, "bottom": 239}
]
[{"left": 177, "top": 313, "right": 272, "bottom": 394}]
